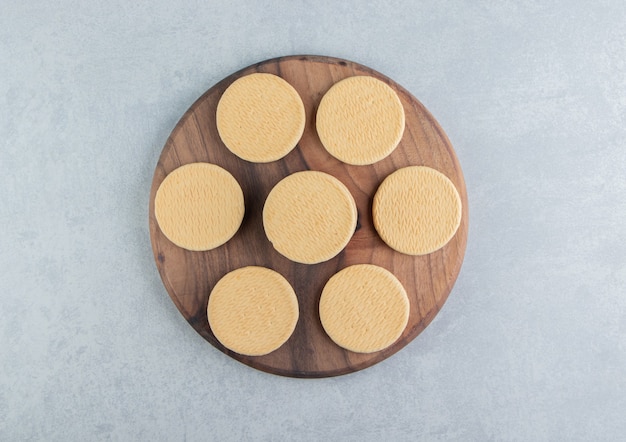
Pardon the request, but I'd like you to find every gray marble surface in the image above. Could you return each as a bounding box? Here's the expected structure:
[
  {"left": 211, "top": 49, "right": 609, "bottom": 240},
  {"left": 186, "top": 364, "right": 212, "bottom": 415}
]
[{"left": 2, "top": 1, "right": 625, "bottom": 440}]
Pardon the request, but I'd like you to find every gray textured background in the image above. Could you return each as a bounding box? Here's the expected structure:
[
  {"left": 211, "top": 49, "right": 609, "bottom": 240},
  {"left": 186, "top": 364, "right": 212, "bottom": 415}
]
[{"left": 2, "top": 1, "right": 625, "bottom": 440}]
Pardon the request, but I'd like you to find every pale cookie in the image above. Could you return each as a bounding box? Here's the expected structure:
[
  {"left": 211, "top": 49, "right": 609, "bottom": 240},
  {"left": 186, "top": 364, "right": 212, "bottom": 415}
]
[
  {"left": 316, "top": 75, "right": 405, "bottom": 165},
  {"left": 154, "top": 163, "right": 244, "bottom": 251},
  {"left": 263, "top": 171, "right": 357, "bottom": 264},
  {"left": 216, "top": 73, "right": 305, "bottom": 163},
  {"left": 373, "top": 166, "right": 462, "bottom": 255},
  {"left": 319, "top": 264, "right": 409, "bottom": 353},
  {"left": 207, "top": 266, "right": 299, "bottom": 356}
]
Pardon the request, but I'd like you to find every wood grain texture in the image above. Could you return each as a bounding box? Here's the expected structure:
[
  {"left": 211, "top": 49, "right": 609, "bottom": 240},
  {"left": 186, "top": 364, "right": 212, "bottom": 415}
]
[{"left": 148, "top": 55, "right": 468, "bottom": 378}]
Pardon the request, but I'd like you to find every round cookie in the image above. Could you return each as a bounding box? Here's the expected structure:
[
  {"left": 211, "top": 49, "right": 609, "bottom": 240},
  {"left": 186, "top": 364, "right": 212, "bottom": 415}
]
[
  {"left": 154, "top": 163, "right": 244, "bottom": 251},
  {"left": 207, "top": 266, "right": 299, "bottom": 356},
  {"left": 216, "top": 73, "right": 305, "bottom": 163},
  {"left": 263, "top": 171, "right": 357, "bottom": 264},
  {"left": 316, "top": 75, "right": 405, "bottom": 165},
  {"left": 319, "top": 264, "right": 409, "bottom": 353},
  {"left": 373, "top": 166, "right": 462, "bottom": 255}
]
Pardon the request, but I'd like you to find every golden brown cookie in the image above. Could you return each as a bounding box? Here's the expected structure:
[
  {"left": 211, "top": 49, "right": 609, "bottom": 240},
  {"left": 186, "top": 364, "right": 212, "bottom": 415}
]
[
  {"left": 319, "top": 264, "right": 409, "bottom": 353},
  {"left": 154, "top": 162, "right": 244, "bottom": 251},
  {"left": 263, "top": 171, "right": 357, "bottom": 264},
  {"left": 316, "top": 75, "right": 405, "bottom": 165},
  {"left": 207, "top": 266, "right": 299, "bottom": 356},
  {"left": 216, "top": 73, "right": 305, "bottom": 163},
  {"left": 373, "top": 166, "right": 462, "bottom": 255}
]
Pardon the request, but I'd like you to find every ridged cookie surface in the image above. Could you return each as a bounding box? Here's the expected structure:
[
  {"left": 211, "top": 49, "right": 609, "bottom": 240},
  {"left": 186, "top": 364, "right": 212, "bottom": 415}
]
[
  {"left": 373, "top": 166, "right": 461, "bottom": 255},
  {"left": 155, "top": 163, "right": 244, "bottom": 251},
  {"left": 319, "top": 264, "right": 409, "bottom": 353},
  {"left": 208, "top": 266, "right": 299, "bottom": 356},
  {"left": 316, "top": 76, "right": 405, "bottom": 165},
  {"left": 216, "top": 73, "right": 305, "bottom": 163},
  {"left": 263, "top": 171, "right": 357, "bottom": 264}
]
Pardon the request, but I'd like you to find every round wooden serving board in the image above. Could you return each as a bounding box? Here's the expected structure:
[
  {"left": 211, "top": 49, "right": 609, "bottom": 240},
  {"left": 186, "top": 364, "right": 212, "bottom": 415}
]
[{"left": 149, "top": 55, "right": 468, "bottom": 378}]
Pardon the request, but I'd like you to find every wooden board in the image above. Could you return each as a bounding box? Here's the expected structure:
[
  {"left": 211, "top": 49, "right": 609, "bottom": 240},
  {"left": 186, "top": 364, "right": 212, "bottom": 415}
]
[{"left": 149, "top": 55, "right": 468, "bottom": 378}]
